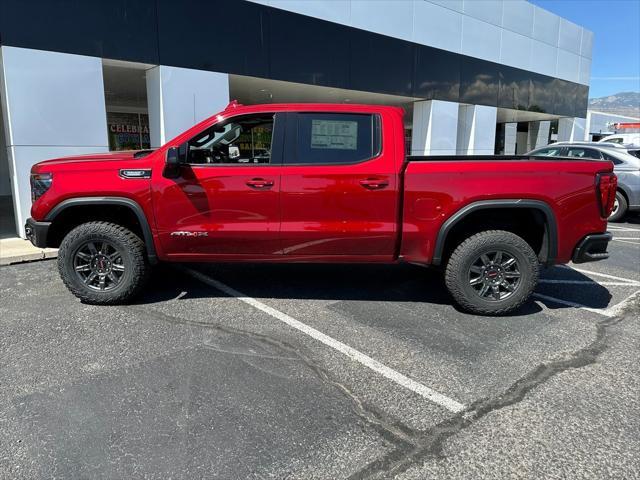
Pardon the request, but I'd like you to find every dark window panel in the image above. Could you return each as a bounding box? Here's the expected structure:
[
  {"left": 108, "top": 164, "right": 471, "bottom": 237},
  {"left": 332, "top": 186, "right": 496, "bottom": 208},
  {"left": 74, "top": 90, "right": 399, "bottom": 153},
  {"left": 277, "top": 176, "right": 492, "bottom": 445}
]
[
  {"left": 268, "top": 9, "right": 349, "bottom": 88},
  {"left": 553, "top": 79, "right": 579, "bottom": 117},
  {"left": 498, "top": 66, "right": 531, "bottom": 111},
  {"left": 529, "top": 76, "right": 555, "bottom": 114},
  {"left": 349, "top": 30, "right": 414, "bottom": 97},
  {"left": 413, "top": 46, "right": 460, "bottom": 102},
  {"left": 0, "top": 0, "right": 159, "bottom": 64},
  {"left": 156, "top": 0, "right": 268, "bottom": 78},
  {"left": 459, "top": 57, "right": 499, "bottom": 107},
  {"left": 574, "top": 84, "right": 589, "bottom": 117}
]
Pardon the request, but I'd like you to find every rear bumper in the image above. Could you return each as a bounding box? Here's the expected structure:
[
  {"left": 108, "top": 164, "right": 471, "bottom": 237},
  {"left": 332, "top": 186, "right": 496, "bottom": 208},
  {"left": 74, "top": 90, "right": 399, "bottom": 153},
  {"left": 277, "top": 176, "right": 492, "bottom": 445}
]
[
  {"left": 25, "top": 218, "right": 51, "bottom": 248},
  {"left": 572, "top": 232, "right": 612, "bottom": 264}
]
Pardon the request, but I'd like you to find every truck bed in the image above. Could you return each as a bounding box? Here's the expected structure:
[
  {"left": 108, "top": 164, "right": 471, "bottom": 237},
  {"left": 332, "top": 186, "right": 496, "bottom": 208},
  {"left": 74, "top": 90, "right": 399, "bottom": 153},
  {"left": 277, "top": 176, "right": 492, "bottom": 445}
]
[{"left": 407, "top": 155, "right": 608, "bottom": 162}]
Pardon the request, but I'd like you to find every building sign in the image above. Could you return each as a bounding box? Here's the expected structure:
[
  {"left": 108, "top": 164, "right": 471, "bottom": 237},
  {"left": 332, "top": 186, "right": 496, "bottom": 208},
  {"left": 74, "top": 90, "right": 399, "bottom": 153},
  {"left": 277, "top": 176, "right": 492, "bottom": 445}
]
[{"left": 107, "top": 112, "right": 150, "bottom": 151}]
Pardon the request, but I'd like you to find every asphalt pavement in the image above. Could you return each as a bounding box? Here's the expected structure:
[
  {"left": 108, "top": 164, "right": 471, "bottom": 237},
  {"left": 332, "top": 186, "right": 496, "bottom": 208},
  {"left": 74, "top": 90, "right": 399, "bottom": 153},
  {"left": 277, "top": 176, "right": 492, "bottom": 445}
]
[{"left": 1, "top": 218, "right": 639, "bottom": 479}]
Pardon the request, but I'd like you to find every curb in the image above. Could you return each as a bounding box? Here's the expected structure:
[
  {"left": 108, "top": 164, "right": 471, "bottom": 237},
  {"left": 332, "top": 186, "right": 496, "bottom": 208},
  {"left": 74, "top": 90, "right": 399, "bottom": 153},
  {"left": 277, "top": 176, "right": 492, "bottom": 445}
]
[{"left": 0, "top": 249, "right": 58, "bottom": 266}]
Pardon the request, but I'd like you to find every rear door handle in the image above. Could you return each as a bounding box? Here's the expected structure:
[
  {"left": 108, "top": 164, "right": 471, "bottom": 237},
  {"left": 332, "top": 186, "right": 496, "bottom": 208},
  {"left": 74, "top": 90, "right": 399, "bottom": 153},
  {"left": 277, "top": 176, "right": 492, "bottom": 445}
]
[
  {"left": 246, "top": 178, "right": 275, "bottom": 189},
  {"left": 359, "top": 178, "right": 389, "bottom": 190}
]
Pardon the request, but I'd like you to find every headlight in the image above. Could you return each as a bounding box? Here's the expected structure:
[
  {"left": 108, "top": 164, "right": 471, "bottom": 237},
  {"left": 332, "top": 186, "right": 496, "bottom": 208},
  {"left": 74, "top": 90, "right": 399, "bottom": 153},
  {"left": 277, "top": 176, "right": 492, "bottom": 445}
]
[{"left": 30, "top": 173, "right": 53, "bottom": 201}]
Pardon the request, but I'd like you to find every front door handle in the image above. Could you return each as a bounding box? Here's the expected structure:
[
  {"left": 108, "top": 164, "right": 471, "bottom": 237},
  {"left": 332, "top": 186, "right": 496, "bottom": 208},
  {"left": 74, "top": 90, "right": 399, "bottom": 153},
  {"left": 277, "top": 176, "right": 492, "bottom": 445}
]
[
  {"left": 246, "top": 178, "right": 274, "bottom": 189},
  {"left": 359, "top": 178, "right": 389, "bottom": 190}
]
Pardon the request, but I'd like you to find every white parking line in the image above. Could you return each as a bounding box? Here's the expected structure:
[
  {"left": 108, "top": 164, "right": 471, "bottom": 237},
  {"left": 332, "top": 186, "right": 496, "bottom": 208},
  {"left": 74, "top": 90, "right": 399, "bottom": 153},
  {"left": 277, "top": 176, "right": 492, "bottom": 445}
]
[
  {"left": 608, "top": 225, "right": 640, "bottom": 232},
  {"left": 561, "top": 265, "right": 640, "bottom": 284},
  {"left": 613, "top": 239, "right": 640, "bottom": 246},
  {"left": 534, "top": 290, "right": 640, "bottom": 318},
  {"left": 538, "top": 279, "right": 638, "bottom": 286},
  {"left": 184, "top": 267, "right": 466, "bottom": 413}
]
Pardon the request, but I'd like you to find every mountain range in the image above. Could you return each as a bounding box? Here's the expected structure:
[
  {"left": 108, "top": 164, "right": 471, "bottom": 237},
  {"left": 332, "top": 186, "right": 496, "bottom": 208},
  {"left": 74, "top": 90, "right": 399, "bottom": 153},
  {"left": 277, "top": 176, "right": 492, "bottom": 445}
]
[{"left": 588, "top": 91, "right": 640, "bottom": 118}]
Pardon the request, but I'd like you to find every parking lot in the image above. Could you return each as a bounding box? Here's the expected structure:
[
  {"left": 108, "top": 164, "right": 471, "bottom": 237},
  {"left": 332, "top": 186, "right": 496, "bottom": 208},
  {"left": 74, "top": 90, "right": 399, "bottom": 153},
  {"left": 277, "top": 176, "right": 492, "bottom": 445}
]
[{"left": 1, "top": 219, "right": 639, "bottom": 479}]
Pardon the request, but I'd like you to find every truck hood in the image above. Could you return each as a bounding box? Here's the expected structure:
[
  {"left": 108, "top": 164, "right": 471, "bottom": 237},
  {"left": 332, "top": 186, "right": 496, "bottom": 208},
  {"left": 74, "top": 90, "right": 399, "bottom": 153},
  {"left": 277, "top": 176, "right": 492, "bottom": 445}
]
[{"left": 32, "top": 150, "right": 156, "bottom": 171}]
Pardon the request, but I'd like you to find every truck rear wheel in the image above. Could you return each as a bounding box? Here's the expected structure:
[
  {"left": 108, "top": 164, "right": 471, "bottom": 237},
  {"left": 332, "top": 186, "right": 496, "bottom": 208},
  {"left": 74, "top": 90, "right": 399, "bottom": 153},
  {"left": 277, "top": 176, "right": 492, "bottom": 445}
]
[
  {"left": 444, "top": 230, "right": 539, "bottom": 315},
  {"left": 58, "top": 221, "right": 150, "bottom": 304}
]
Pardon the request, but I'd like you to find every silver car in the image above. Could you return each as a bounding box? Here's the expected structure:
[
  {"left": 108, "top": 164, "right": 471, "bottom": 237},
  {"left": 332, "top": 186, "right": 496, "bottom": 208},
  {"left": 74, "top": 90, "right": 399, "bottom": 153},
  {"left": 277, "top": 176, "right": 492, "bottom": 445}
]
[{"left": 528, "top": 142, "right": 640, "bottom": 222}]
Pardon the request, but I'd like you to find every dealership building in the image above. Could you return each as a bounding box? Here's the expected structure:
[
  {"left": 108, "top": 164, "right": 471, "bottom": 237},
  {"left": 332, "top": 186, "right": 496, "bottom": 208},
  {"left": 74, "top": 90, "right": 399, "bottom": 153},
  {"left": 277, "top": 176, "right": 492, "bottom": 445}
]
[{"left": 1, "top": 0, "right": 593, "bottom": 238}]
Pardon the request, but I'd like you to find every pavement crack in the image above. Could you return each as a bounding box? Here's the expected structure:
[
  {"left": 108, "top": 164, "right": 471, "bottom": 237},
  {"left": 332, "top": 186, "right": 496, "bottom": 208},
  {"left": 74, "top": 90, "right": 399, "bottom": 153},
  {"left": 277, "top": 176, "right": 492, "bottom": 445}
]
[
  {"left": 122, "top": 305, "right": 417, "bottom": 454},
  {"left": 349, "top": 310, "right": 634, "bottom": 480}
]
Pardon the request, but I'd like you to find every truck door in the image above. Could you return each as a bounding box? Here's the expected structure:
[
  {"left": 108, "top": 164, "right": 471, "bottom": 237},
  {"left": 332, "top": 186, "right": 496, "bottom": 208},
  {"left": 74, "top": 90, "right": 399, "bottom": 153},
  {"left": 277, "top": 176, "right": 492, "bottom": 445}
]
[
  {"left": 279, "top": 112, "right": 399, "bottom": 257},
  {"left": 152, "top": 112, "right": 284, "bottom": 256}
]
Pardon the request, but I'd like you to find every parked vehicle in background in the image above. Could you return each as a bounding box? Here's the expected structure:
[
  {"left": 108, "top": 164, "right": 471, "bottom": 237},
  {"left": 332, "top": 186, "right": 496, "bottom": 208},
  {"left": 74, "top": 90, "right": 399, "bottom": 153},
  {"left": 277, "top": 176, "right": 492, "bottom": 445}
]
[
  {"left": 25, "top": 102, "right": 616, "bottom": 315},
  {"left": 599, "top": 133, "right": 640, "bottom": 146},
  {"left": 626, "top": 148, "right": 640, "bottom": 159},
  {"left": 529, "top": 143, "right": 640, "bottom": 222}
]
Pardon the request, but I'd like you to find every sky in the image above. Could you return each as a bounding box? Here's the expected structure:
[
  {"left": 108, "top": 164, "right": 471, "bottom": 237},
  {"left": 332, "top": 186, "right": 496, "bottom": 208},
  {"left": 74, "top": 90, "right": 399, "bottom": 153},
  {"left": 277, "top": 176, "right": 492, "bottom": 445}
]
[{"left": 529, "top": 0, "right": 640, "bottom": 98}]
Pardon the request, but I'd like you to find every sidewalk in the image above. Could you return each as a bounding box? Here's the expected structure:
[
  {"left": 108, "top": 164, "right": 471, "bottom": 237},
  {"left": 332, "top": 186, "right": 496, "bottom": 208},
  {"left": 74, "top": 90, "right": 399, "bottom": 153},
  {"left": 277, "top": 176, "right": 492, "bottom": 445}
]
[{"left": 0, "top": 237, "right": 58, "bottom": 265}]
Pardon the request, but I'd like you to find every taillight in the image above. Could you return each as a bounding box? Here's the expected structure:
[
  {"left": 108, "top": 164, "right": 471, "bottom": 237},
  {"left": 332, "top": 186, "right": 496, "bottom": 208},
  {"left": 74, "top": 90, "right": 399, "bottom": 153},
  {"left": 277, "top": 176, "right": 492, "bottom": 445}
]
[
  {"left": 30, "top": 173, "right": 53, "bottom": 201},
  {"left": 596, "top": 173, "right": 617, "bottom": 218}
]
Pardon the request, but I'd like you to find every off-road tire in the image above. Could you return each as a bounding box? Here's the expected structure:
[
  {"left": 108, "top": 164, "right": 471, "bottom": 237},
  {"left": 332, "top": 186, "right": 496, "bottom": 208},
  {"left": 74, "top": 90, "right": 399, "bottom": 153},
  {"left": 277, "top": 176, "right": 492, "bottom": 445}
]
[
  {"left": 608, "top": 191, "right": 627, "bottom": 222},
  {"left": 444, "top": 230, "right": 539, "bottom": 315},
  {"left": 58, "top": 221, "right": 149, "bottom": 304}
]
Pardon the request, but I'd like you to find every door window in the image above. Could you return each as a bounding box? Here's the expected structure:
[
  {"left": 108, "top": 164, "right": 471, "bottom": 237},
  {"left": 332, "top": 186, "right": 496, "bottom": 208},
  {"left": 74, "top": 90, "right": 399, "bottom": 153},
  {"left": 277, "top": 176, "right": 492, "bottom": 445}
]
[
  {"left": 566, "top": 148, "right": 602, "bottom": 159},
  {"left": 289, "top": 113, "right": 380, "bottom": 165},
  {"left": 187, "top": 114, "right": 275, "bottom": 164}
]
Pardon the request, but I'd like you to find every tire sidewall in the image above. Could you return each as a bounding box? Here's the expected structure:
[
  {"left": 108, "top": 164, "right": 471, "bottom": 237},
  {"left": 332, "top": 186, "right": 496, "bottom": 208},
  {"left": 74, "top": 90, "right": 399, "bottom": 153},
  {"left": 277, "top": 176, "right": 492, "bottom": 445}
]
[
  {"left": 59, "top": 227, "right": 140, "bottom": 301},
  {"left": 608, "top": 191, "right": 627, "bottom": 223},
  {"left": 457, "top": 242, "right": 533, "bottom": 310},
  {"left": 445, "top": 231, "right": 539, "bottom": 315}
]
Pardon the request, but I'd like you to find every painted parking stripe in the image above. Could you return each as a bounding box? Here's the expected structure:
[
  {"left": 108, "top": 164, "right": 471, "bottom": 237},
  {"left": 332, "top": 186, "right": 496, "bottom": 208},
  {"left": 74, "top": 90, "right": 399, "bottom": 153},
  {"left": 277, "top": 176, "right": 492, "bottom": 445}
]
[
  {"left": 561, "top": 265, "right": 640, "bottom": 284},
  {"left": 538, "top": 279, "right": 638, "bottom": 286},
  {"left": 534, "top": 290, "right": 640, "bottom": 318},
  {"left": 613, "top": 239, "right": 640, "bottom": 246},
  {"left": 608, "top": 225, "right": 640, "bottom": 232},
  {"left": 184, "top": 267, "right": 466, "bottom": 413}
]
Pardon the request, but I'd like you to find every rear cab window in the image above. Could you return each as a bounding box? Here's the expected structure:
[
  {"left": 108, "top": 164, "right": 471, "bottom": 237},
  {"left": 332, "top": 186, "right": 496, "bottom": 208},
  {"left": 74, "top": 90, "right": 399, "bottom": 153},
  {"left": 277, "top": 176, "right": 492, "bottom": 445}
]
[{"left": 288, "top": 113, "right": 381, "bottom": 165}]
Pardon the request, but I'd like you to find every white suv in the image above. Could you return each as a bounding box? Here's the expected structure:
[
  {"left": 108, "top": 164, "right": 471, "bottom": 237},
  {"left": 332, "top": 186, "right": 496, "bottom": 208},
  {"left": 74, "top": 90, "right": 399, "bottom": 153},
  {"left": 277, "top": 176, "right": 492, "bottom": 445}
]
[{"left": 599, "top": 133, "right": 640, "bottom": 146}]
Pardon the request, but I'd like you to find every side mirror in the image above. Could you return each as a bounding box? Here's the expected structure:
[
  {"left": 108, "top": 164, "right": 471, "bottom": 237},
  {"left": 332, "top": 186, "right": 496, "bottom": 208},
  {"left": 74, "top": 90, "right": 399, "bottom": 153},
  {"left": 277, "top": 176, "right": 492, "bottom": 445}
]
[{"left": 163, "top": 145, "right": 185, "bottom": 178}]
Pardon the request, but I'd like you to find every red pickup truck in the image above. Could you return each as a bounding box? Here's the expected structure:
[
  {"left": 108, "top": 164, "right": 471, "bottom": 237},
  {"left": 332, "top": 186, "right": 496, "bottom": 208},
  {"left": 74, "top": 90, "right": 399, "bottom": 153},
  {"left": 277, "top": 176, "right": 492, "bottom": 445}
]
[{"left": 26, "top": 102, "right": 616, "bottom": 315}]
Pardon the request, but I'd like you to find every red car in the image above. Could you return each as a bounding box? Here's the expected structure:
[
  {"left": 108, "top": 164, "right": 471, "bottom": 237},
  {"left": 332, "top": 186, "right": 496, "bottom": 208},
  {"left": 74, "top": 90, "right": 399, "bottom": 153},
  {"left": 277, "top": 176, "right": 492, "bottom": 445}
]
[{"left": 26, "top": 102, "right": 616, "bottom": 315}]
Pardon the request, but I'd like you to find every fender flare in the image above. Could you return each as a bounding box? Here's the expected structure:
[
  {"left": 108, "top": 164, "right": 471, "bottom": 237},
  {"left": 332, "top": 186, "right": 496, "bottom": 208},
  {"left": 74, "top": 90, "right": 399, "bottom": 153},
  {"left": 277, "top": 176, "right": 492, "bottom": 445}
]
[
  {"left": 431, "top": 199, "right": 558, "bottom": 266},
  {"left": 46, "top": 196, "right": 158, "bottom": 264}
]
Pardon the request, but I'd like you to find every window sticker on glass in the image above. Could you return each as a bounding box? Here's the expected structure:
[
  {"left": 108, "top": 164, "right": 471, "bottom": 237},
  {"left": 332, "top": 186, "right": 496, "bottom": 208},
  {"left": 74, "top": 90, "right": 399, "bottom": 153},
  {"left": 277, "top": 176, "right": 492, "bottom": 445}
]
[{"left": 311, "top": 120, "right": 358, "bottom": 150}]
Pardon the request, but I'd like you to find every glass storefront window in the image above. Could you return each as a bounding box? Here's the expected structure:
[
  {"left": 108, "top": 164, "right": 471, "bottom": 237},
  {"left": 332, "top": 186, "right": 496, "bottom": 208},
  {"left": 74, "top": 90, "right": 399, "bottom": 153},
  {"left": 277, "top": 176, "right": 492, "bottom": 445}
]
[{"left": 107, "top": 112, "right": 150, "bottom": 151}]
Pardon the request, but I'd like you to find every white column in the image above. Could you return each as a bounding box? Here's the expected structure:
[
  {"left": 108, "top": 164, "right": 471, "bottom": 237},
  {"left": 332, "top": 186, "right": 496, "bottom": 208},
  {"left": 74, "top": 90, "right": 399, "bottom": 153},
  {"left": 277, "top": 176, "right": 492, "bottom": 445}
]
[
  {"left": 456, "top": 104, "right": 497, "bottom": 155},
  {"left": 410, "top": 100, "right": 459, "bottom": 155},
  {"left": 0, "top": 109, "right": 10, "bottom": 197},
  {"left": 557, "top": 117, "right": 587, "bottom": 142},
  {"left": 504, "top": 123, "right": 517, "bottom": 155},
  {"left": 146, "top": 66, "right": 230, "bottom": 148},
  {"left": 527, "top": 120, "right": 551, "bottom": 150},
  {"left": 0, "top": 46, "right": 109, "bottom": 237}
]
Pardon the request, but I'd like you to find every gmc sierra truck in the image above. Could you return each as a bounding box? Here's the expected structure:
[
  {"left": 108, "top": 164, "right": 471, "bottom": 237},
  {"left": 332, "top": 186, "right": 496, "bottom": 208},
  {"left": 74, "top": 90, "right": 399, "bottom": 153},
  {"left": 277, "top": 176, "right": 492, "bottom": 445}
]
[{"left": 26, "top": 102, "right": 616, "bottom": 315}]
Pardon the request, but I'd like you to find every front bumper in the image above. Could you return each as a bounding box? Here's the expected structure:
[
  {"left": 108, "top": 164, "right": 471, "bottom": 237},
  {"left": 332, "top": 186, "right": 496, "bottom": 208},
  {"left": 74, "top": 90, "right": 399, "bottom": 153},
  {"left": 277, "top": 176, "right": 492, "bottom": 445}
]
[
  {"left": 572, "top": 232, "right": 612, "bottom": 264},
  {"left": 25, "top": 218, "right": 51, "bottom": 248}
]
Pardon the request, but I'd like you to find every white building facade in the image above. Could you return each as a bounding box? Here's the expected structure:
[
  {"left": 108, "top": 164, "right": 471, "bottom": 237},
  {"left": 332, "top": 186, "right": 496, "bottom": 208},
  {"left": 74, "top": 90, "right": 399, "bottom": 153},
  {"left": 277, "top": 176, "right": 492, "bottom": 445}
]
[{"left": 0, "top": 0, "right": 592, "bottom": 237}]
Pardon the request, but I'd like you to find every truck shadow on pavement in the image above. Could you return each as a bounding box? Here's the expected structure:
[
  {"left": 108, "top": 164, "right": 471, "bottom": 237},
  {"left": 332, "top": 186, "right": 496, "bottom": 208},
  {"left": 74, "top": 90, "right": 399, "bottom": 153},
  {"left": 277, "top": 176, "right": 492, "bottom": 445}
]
[{"left": 132, "top": 263, "right": 613, "bottom": 317}]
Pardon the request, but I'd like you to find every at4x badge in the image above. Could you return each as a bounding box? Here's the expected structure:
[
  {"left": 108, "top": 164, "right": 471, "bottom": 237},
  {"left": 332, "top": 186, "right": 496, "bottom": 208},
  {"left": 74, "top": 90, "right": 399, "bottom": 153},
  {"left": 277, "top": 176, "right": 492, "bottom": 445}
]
[{"left": 170, "top": 231, "right": 209, "bottom": 237}]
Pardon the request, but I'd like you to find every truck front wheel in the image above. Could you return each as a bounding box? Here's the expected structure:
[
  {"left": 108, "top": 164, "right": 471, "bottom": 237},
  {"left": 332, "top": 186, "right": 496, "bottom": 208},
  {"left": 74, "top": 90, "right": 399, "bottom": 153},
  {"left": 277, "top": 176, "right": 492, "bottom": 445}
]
[
  {"left": 444, "top": 230, "right": 539, "bottom": 315},
  {"left": 58, "top": 221, "right": 150, "bottom": 304}
]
